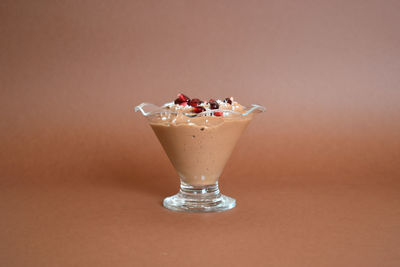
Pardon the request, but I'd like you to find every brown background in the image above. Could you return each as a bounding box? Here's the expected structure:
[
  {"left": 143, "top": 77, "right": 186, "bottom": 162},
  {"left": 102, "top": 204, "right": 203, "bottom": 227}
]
[{"left": 1, "top": 0, "right": 399, "bottom": 266}]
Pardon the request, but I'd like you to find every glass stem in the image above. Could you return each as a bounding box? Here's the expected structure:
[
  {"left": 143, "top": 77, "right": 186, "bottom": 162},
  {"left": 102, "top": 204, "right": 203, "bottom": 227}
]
[{"left": 179, "top": 180, "right": 221, "bottom": 201}]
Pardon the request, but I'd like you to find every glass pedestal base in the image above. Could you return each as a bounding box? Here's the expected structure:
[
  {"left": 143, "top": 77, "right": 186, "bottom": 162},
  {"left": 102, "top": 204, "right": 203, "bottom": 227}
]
[{"left": 163, "top": 181, "right": 236, "bottom": 212}]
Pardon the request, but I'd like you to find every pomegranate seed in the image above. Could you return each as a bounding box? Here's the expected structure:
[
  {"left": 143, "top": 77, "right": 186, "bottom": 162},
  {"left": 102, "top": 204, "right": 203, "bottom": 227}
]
[
  {"left": 189, "top": 98, "right": 203, "bottom": 107},
  {"left": 178, "top": 93, "right": 190, "bottom": 102},
  {"left": 174, "top": 98, "right": 184, "bottom": 104},
  {"left": 192, "top": 106, "right": 206, "bottom": 113},
  {"left": 214, "top": 111, "right": 223, "bottom": 116},
  {"left": 224, "top": 98, "right": 232, "bottom": 105},
  {"left": 208, "top": 100, "right": 219, "bottom": 109},
  {"left": 174, "top": 93, "right": 190, "bottom": 105}
]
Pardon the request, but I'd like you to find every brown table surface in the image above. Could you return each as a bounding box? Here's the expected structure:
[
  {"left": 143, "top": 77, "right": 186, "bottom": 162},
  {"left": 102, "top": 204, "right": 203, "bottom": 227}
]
[{"left": 1, "top": 174, "right": 400, "bottom": 267}]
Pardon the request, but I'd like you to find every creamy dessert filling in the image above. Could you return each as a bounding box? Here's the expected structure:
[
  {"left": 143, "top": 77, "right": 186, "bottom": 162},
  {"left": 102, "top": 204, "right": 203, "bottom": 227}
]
[{"left": 149, "top": 93, "right": 252, "bottom": 186}]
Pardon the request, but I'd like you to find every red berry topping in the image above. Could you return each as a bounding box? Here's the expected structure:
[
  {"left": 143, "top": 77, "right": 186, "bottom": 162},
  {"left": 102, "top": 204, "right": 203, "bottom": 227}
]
[
  {"left": 189, "top": 98, "right": 203, "bottom": 107},
  {"left": 174, "top": 98, "right": 183, "bottom": 104},
  {"left": 178, "top": 93, "right": 190, "bottom": 102},
  {"left": 214, "top": 111, "right": 223, "bottom": 116},
  {"left": 174, "top": 93, "right": 190, "bottom": 105},
  {"left": 208, "top": 99, "right": 219, "bottom": 109},
  {"left": 192, "top": 106, "right": 206, "bottom": 113},
  {"left": 224, "top": 98, "right": 232, "bottom": 105}
]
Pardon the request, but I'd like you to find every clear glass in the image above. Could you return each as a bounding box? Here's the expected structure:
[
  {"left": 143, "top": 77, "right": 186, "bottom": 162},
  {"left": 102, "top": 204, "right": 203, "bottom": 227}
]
[{"left": 135, "top": 102, "right": 265, "bottom": 212}]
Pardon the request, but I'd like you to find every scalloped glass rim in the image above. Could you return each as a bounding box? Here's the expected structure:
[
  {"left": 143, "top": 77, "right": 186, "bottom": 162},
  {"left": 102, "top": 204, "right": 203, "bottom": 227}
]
[{"left": 135, "top": 102, "right": 266, "bottom": 118}]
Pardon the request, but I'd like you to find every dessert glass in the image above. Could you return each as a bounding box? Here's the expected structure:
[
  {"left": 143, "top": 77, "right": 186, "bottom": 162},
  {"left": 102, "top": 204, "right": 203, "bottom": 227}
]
[{"left": 135, "top": 102, "right": 265, "bottom": 212}]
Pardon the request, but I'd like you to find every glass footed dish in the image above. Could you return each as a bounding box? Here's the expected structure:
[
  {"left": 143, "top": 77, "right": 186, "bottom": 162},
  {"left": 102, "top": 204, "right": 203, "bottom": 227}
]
[{"left": 135, "top": 101, "right": 265, "bottom": 212}]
